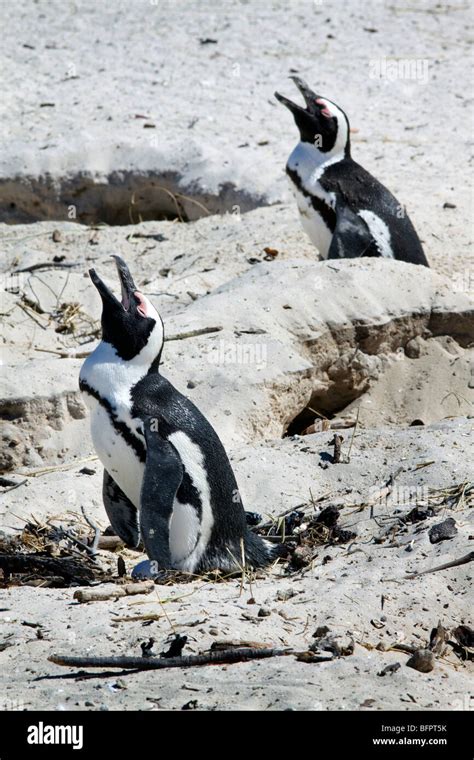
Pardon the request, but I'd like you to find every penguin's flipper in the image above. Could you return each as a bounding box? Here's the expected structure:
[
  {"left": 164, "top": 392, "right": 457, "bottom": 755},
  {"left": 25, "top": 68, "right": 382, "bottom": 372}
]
[
  {"left": 328, "top": 203, "right": 379, "bottom": 259},
  {"left": 102, "top": 470, "right": 140, "bottom": 548},
  {"left": 140, "top": 417, "right": 184, "bottom": 569}
]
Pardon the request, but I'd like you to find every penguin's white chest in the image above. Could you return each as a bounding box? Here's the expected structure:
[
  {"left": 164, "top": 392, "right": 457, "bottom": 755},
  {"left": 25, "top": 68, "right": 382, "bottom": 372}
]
[
  {"left": 89, "top": 401, "right": 145, "bottom": 509},
  {"left": 80, "top": 341, "right": 148, "bottom": 508},
  {"left": 291, "top": 182, "right": 334, "bottom": 258},
  {"left": 286, "top": 142, "right": 339, "bottom": 258}
]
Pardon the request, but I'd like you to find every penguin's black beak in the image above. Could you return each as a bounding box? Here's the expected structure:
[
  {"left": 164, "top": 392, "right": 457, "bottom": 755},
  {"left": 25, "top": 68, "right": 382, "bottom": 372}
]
[
  {"left": 290, "top": 76, "right": 318, "bottom": 108},
  {"left": 274, "top": 90, "right": 305, "bottom": 117},
  {"left": 89, "top": 256, "right": 138, "bottom": 313},
  {"left": 275, "top": 76, "right": 319, "bottom": 116},
  {"left": 112, "top": 256, "right": 137, "bottom": 311}
]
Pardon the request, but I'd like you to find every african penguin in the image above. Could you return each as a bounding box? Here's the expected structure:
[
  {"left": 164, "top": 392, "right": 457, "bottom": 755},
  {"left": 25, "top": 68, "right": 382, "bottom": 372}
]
[
  {"left": 79, "top": 256, "right": 274, "bottom": 575},
  {"left": 275, "top": 77, "right": 429, "bottom": 266}
]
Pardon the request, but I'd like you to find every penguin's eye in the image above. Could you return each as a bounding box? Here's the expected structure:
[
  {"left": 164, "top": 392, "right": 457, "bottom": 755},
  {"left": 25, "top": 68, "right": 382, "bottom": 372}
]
[
  {"left": 316, "top": 99, "right": 332, "bottom": 119},
  {"left": 134, "top": 291, "right": 149, "bottom": 318}
]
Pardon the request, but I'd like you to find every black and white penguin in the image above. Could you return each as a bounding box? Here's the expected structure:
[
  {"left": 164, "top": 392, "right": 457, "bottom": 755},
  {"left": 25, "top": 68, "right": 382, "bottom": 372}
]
[
  {"left": 79, "top": 256, "right": 274, "bottom": 574},
  {"left": 275, "top": 77, "right": 429, "bottom": 266}
]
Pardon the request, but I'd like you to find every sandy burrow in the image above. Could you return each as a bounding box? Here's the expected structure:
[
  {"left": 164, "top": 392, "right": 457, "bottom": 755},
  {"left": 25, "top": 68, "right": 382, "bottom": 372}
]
[
  {"left": 0, "top": 0, "right": 473, "bottom": 277},
  {"left": 1, "top": 209, "right": 473, "bottom": 473}
]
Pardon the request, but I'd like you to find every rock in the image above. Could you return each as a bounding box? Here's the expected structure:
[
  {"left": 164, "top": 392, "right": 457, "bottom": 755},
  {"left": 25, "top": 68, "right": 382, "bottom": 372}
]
[
  {"left": 311, "top": 632, "right": 354, "bottom": 657},
  {"left": 290, "top": 545, "right": 313, "bottom": 569},
  {"left": 429, "top": 620, "right": 448, "bottom": 654},
  {"left": 371, "top": 619, "right": 385, "bottom": 629},
  {"left": 297, "top": 651, "right": 334, "bottom": 664},
  {"left": 404, "top": 337, "right": 424, "bottom": 359},
  {"left": 257, "top": 607, "right": 271, "bottom": 618},
  {"left": 452, "top": 625, "right": 474, "bottom": 648},
  {"left": 403, "top": 506, "right": 434, "bottom": 523},
  {"left": 316, "top": 506, "right": 340, "bottom": 528},
  {"left": 378, "top": 662, "right": 401, "bottom": 676},
  {"left": 429, "top": 518, "right": 458, "bottom": 544},
  {"left": 276, "top": 588, "right": 297, "bottom": 602},
  {"left": 406, "top": 649, "right": 435, "bottom": 673},
  {"left": 313, "top": 625, "right": 331, "bottom": 638}
]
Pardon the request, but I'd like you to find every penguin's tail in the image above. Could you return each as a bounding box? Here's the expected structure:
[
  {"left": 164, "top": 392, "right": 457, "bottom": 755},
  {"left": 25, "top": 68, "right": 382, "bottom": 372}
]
[{"left": 244, "top": 530, "right": 286, "bottom": 569}]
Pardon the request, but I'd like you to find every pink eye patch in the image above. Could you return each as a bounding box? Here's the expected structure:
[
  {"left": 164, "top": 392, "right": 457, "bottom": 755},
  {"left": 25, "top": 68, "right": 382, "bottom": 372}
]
[
  {"left": 316, "top": 98, "right": 332, "bottom": 118},
  {"left": 134, "top": 291, "right": 148, "bottom": 317}
]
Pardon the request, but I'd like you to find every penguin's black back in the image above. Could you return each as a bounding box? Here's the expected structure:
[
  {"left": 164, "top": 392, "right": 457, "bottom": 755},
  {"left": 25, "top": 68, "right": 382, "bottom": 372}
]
[
  {"left": 321, "top": 158, "right": 428, "bottom": 266},
  {"left": 131, "top": 370, "right": 268, "bottom": 569}
]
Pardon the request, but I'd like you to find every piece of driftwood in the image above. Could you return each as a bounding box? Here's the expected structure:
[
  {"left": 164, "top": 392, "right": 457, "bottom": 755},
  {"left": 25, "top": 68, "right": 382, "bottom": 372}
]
[
  {"left": 329, "top": 434, "right": 344, "bottom": 464},
  {"left": 166, "top": 326, "right": 223, "bottom": 341},
  {"left": 13, "top": 262, "right": 81, "bottom": 274},
  {"left": 73, "top": 581, "right": 154, "bottom": 603},
  {"left": 403, "top": 551, "right": 474, "bottom": 580},
  {"left": 97, "top": 535, "right": 125, "bottom": 551},
  {"left": 0, "top": 553, "right": 96, "bottom": 582},
  {"left": 210, "top": 640, "right": 274, "bottom": 651},
  {"left": 49, "top": 647, "right": 292, "bottom": 671}
]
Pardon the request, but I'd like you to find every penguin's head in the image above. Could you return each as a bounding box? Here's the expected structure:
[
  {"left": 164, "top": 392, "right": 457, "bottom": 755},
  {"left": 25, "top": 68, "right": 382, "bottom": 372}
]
[
  {"left": 89, "top": 257, "right": 164, "bottom": 364},
  {"left": 275, "top": 77, "right": 350, "bottom": 158}
]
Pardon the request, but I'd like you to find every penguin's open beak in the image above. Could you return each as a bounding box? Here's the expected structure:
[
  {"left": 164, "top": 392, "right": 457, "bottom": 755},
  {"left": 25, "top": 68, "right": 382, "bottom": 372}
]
[
  {"left": 275, "top": 76, "right": 319, "bottom": 116},
  {"left": 290, "top": 76, "right": 318, "bottom": 107},
  {"left": 89, "top": 256, "right": 137, "bottom": 313},
  {"left": 274, "top": 90, "right": 304, "bottom": 116}
]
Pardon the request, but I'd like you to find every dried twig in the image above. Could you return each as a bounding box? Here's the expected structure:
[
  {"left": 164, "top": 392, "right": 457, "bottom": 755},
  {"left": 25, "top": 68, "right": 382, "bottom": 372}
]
[
  {"left": 15, "top": 456, "right": 98, "bottom": 479},
  {"left": 49, "top": 647, "right": 292, "bottom": 671},
  {"left": 345, "top": 406, "right": 360, "bottom": 462},
  {"left": 13, "top": 262, "right": 81, "bottom": 274},
  {"left": 34, "top": 347, "right": 92, "bottom": 359},
  {"left": 0, "top": 553, "right": 96, "bottom": 583},
  {"left": 81, "top": 506, "right": 100, "bottom": 554},
  {"left": 166, "top": 326, "right": 223, "bottom": 341},
  {"left": 97, "top": 535, "right": 124, "bottom": 551},
  {"left": 402, "top": 552, "right": 474, "bottom": 580},
  {"left": 0, "top": 479, "right": 28, "bottom": 493},
  {"left": 73, "top": 582, "right": 155, "bottom": 603},
  {"left": 330, "top": 434, "right": 344, "bottom": 464}
]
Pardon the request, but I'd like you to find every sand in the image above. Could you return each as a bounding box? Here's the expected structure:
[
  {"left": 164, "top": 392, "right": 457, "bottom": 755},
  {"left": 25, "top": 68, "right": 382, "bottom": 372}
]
[{"left": 0, "top": 0, "right": 473, "bottom": 712}]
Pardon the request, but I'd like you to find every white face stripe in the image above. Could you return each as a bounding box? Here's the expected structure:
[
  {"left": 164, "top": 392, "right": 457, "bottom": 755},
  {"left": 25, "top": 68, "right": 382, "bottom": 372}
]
[
  {"left": 358, "top": 209, "right": 394, "bottom": 258},
  {"left": 316, "top": 97, "right": 349, "bottom": 158}
]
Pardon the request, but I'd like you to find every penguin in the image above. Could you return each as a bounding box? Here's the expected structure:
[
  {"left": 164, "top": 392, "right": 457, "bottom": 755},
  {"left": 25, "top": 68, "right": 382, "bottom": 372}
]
[
  {"left": 79, "top": 256, "right": 274, "bottom": 575},
  {"left": 275, "top": 77, "right": 429, "bottom": 266}
]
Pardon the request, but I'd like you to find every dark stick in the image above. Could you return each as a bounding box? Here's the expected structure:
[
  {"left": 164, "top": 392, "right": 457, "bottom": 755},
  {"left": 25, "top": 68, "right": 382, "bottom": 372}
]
[
  {"left": 330, "top": 434, "right": 344, "bottom": 464},
  {"left": 0, "top": 553, "right": 96, "bottom": 582},
  {"left": 0, "top": 479, "right": 28, "bottom": 493},
  {"left": 49, "top": 647, "right": 292, "bottom": 671},
  {"left": 403, "top": 551, "right": 474, "bottom": 580},
  {"left": 13, "top": 262, "right": 81, "bottom": 274}
]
